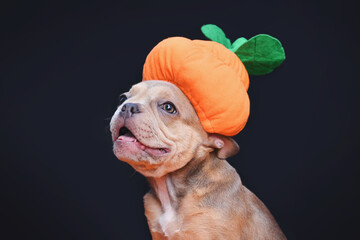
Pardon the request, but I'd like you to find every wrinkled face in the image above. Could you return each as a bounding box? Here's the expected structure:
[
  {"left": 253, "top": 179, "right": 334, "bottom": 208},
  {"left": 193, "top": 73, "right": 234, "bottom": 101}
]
[{"left": 110, "top": 81, "right": 211, "bottom": 177}]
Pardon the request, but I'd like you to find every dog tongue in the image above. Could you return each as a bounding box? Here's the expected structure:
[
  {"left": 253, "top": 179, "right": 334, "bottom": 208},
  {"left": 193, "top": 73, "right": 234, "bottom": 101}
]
[
  {"left": 118, "top": 132, "right": 137, "bottom": 142},
  {"left": 117, "top": 132, "right": 167, "bottom": 154},
  {"left": 117, "top": 133, "right": 147, "bottom": 150}
]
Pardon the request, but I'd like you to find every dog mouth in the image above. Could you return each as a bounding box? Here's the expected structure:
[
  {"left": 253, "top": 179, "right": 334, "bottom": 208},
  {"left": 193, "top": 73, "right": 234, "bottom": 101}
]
[{"left": 115, "top": 127, "right": 170, "bottom": 155}]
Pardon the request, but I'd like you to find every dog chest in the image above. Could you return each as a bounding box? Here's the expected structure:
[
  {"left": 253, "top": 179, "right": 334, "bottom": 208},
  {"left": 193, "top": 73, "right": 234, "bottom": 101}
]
[
  {"left": 152, "top": 176, "right": 181, "bottom": 237},
  {"left": 158, "top": 206, "right": 180, "bottom": 237}
]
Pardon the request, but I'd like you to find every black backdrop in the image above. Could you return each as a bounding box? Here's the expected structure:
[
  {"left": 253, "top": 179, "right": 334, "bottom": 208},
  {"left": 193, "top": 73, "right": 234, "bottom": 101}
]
[{"left": 1, "top": 0, "right": 359, "bottom": 239}]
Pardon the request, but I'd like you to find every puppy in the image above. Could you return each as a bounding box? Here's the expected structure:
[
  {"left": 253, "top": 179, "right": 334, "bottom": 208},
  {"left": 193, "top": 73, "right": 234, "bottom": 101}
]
[{"left": 110, "top": 80, "right": 286, "bottom": 239}]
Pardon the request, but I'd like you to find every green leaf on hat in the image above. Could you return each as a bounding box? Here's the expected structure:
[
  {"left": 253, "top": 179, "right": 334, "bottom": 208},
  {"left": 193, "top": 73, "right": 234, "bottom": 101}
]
[
  {"left": 201, "top": 24, "right": 231, "bottom": 48},
  {"left": 229, "top": 37, "right": 247, "bottom": 52},
  {"left": 235, "top": 34, "right": 285, "bottom": 75},
  {"left": 201, "top": 24, "right": 286, "bottom": 75}
]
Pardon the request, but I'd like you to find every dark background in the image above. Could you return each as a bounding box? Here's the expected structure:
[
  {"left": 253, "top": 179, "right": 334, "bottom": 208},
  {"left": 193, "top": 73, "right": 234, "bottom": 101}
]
[{"left": 1, "top": 0, "right": 359, "bottom": 239}]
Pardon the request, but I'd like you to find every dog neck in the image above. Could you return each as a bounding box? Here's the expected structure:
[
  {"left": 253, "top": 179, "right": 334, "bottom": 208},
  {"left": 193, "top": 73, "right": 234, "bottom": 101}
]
[
  {"left": 148, "top": 152, "right": 233, "bottom": 211},
  {"left": 147, "top": 153, "right": 241, "bottom": 237},
  {"left": 151, "top": 175, "right": 174, "bottom": 211}
]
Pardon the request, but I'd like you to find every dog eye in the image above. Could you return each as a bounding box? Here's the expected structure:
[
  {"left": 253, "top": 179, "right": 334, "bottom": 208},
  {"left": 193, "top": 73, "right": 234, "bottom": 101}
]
[
  {"left": 119, "top": 94, "right": 127, "bottom": 105},
  {"left": 161, "top": 102, "right": 177, "bottom": 114}
]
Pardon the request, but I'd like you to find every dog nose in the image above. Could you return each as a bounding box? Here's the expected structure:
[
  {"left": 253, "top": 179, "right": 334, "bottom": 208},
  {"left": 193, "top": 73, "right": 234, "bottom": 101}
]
[{"left": 120, "top": 103, "right": 140, "bottom": 118}]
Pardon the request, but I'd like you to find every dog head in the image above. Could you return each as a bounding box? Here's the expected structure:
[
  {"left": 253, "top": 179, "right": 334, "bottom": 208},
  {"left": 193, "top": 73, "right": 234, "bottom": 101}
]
[{"left": 110, "top": 80, "right": 239, "bottom": 177}]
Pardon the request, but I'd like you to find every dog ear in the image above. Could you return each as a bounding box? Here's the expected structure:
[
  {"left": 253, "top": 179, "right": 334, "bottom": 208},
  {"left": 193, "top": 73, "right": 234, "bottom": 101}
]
[{"left": 206, "top": 133, "right": 239, "bottom": 159}]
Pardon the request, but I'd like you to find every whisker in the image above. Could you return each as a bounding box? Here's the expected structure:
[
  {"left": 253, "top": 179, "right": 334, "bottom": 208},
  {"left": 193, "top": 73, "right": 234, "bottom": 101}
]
[{"left": 130, "top": 170, "right": 137, "bottom": 178}]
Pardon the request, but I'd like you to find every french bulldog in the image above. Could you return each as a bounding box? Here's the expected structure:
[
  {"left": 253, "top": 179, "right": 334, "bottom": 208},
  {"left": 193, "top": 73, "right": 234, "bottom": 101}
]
[{"left": 110, "top": 80, "right": 286, "bottom": 239}]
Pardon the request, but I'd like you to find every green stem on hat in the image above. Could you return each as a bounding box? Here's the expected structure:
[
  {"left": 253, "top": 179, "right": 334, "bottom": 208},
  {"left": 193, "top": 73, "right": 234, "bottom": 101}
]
[{"left": 201, "top": 24, "right": 286, "bottom": 75}]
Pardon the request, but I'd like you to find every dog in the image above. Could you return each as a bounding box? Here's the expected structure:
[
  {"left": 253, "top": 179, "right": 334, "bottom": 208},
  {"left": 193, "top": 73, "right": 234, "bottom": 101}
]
[{"left": 110, "top": 80, "right": 286, "bottom": 239}]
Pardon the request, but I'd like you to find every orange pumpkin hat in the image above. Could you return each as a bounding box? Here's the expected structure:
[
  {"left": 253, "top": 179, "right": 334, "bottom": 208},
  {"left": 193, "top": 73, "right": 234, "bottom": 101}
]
[{"left": 143, "top": 24, "right": 285, "bottom": 136}]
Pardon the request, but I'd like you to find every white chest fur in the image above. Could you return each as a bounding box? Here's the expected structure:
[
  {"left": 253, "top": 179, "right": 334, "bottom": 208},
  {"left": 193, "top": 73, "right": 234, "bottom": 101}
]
[
  {"left": 154, "top": 176, "right": 180, "bottom": 237},
  {"left": 158, "top": 205, "right": 177, "bottom": 237}
]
